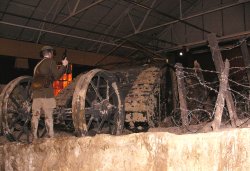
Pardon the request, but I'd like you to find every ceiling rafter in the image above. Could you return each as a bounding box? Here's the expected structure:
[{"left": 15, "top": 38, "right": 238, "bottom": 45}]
[
  {"left": 136, "top": 0, "right": 157, "bottom": 33},
  {"left": 116, "top": 0, "right": 249, "bottom": 44},
  {"left": 88, "top": 3, "right": 135, "bottom": 52},
  {"left": 36, "top": 0, "right": 60, "bottom": 43},
  {"left": 119, "top": 0, "right": 214, "bottom": 41},
  {"left": 0, "top": 10, "right": 166, "bottom": 52},
  {"left": 0, "top": 20, "right": 137, "bottom": 50},
  {"left": 39, "top": 0, "right": 106, "bottom": 40}
]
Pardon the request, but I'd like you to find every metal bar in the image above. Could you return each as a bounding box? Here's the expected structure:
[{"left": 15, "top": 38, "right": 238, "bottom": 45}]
[
  {"left": 91, "top": 4, "right": 135, "bottom": 52},
  {"left": 128, "top": 12, "right": 137, "bottom": 33},
  {"left": 158, "top": 30, "right": 250, "bottom": 53},
  {"left": 126, "top": 40, "right": 175, "bottom": 69},
  {"left": 94, "top": 40, "right": 128, "bottom": 66},
  {"left": 0, "top": 0, "right": 11, "bottom": 20},
  {"left": 39, "top": 0, "right": 106, "bottom": 39},
  {"left": 180, "top": 0, "right": 182, "bottom": 19},
  {"left": 119, "top": 0, "right": 249, "bottom": 40},
  {"left": 96, "top": 20, "right": 123, "bottom": 53},
  {"left": 0, "top": 21, "right": 137, "bottom": 50},
  {"left": 58, "top": 0, "right": 106, "bottom": 25},
  {"left": 124, "top": 49, "right": 138, "bottom": 59},
  {"left": 243, "top": 3, "right": 247, "bottom": 31},
  {"left": 182, "top": 0, "right": 202, "bottom": 15},
  {"left": 155, "top": 0, "right": 202, "bottom": 41},
  {"left": 16, "top": 0, "right": 43, "bottom": 40},
  {"left": 121, "top": 0, "right": 214, "bottom": 37},
  {"left": 0, "top": 11, "right": 164, "bottom": 51},
  {"left": 0, "top": 11, "right": 127, "bottom": 43},
  {"left": 136, "top": 0, "right": 157, "bottom": 33},
  {"left": 36, "top": 0, "right": 59, "bottom": 43},
  {"left": 73, "top": 0, "right": 81, "bottom": 14}
]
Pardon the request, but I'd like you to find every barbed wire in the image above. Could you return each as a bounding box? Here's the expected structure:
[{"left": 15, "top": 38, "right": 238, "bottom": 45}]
[{"left": 169, "top": 57, "right": 250, "bottom": 132}]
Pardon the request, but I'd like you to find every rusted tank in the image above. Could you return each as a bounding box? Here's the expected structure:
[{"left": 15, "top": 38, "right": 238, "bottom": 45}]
[
  {"left": 0, "top": 65, "right": 167, "bottom": 142},
  {"left": 115, "top": 65, "right": 167, "bottom": 129}
]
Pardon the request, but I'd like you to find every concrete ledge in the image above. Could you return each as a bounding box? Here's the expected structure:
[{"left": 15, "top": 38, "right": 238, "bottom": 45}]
[{"left": 1, "top": 128, "right": 250, "bottom": 170}]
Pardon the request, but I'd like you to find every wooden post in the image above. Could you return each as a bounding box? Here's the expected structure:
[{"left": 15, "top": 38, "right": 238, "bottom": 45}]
[
  {"left": 212, "top": 60, "right": 230, "bottom": 130},
  {"left": 171, "top": 69, "right": 178, "bottom": 112},
  {"left": 194, "top": 60, "right": 207, "bottom": 98},
  {"left": 175, "top": 63, "right": 189, "bottom": 127},
  {"left": 207, "top": 33, "right": 238, "bottom": 127}
]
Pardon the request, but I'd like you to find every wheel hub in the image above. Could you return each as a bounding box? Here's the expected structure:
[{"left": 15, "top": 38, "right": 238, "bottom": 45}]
[{"left": 91, "top": 99, "right": 115, "bottom": 119}]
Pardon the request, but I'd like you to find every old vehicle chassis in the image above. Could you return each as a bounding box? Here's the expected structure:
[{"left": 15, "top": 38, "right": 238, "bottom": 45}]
[
  {"left": 0, "top": 69, "right": 125, "bottom": 142},
  {"left": 0, "top": 65, "right": 166, "bottom": 143}
]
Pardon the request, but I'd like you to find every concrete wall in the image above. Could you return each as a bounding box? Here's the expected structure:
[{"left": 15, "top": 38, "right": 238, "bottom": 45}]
[{"left": 1, "top": 128, "right": 250, "bottom": 170}]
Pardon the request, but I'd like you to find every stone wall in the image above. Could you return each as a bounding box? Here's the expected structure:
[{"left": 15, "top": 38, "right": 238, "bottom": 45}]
[{"left": 1, "top": 128, "right": 250, "bottom": 170}]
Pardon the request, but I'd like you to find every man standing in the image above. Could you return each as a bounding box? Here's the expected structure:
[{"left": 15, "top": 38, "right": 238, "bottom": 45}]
[{"left": 31, "top": 45, "right": 68, "bottom": 141}]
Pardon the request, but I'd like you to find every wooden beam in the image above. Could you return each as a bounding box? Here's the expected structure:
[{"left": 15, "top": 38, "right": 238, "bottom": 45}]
[
  {"left": 0, "top": 38, "right": 129, "bottom": 67},
  {"left": 212, "top": 59, "right": 230, "bottom": 131},
  {"left": 175, "top": 63, "right": 189, "bottom": 128},
  {"left": 207, "top": 33, "right": 238, "bottom": 127}
]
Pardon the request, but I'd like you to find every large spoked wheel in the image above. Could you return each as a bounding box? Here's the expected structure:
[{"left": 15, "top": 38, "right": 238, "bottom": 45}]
[
  {"left": 72, "top": 69, "right": 125, "bottom": 136},
  {"left": 0, "top": 76, "right": 33, "bottom": 142}
]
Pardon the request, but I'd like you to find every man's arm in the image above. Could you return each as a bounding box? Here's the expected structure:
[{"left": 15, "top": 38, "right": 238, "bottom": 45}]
[{"left": 50, "top": 60, "right": 67, "bottom": 80}]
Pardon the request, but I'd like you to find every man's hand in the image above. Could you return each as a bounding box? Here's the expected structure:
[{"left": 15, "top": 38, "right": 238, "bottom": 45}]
[{"left": 62, "top": 58, "right": 68, "bottom": 66}]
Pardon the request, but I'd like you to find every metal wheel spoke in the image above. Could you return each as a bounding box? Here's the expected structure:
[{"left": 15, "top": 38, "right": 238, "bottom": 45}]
[
  {"left": 10, "top": 116, "right": 21, "bottom": 129},
  {"left": 108, "top": 120, "right": 116, "bottom": 125},
  {"left": 87, "top": 117, "right": 94, "bottom": 131},
  {"left": 72, "top": 70, "right": 124, "bottom": 137},
  {"left": 90, "top": 80, "right": 103, "bottom": 101},
  {"left": 16, "top": 122, "right": 29, "bottom": 141},
  {"left": 7, "top": 109, "right": 19, "bottom": 114},
  {"left": 108, "top": 120, "right": 115, "bottom": 133},
  {"left": 14, "top": 85, "right": 27, "bottom": 101},
  {"left": 16, "top": 130, "right": 24, "bottom": 141},
  {"left": 97, "top": 118, "right": 106, "bottom": 133},
  {"left": 85, "top": 96, "right": 92, "bottom": 106},
  {"left": 1, "top": 76, "right": 33, "bottom": 143},
  {"left": 97, "top": 75, "right": 100, "bottom": 90},
  {"left": 25, "top": 80, "right": 32, "bottom": 99},
  {"left": 107, "top": 90, "right": 115, "bottom": 101},
  {"left": 106, "top": 81, "right": 109, "bottom": 100},
  {"left": 9, "top": 95, "right": 22, "bottom": 109}
]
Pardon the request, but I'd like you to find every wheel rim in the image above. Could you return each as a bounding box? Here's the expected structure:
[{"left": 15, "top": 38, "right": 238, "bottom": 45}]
[
  {"left": 72, "top": 69, "right": 125, "bottom": 136},
  {"left": 0, "top": 76, "right": 33, "bottom": 142}
]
